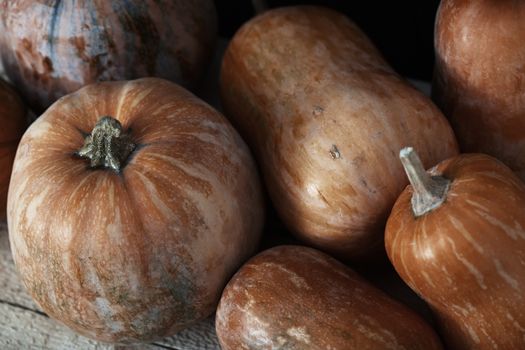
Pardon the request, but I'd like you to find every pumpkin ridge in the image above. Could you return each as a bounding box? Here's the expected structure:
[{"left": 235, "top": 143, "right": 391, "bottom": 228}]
[{"left": 120, "top": 164, "right": 203, "bottom": 335}]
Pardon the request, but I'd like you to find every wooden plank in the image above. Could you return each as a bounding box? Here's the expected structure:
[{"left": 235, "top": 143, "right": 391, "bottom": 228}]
[
  {"left": 155, "top": 318, "right": 219, "bottom": 350},
  {"left": 0, "top": 222, "right": 220, "bottom": 349},
  {"left": 0, "top": 222, "right": 42, "bottom": 311},
  {"left": 0, "top": 302, "right": 162, "bottom": 350}
]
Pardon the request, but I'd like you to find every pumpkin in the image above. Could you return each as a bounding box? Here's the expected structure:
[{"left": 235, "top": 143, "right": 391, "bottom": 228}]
[
  {"left": 220, "top": 6, "right": 458, "bottom": 261},
  {"left": 0, "top": 79, "right": 26, "bottom": 219},
  {"left": 385, "top": 147, "right": 525, "bottom": 349},
  {"left": 216, "top": 245, "right": 444, "bottom": 349},
  {"left": 7, "top": 78, "right": 264, "bottom": 343},
  {"left": 433, "top": 0, "right": 525, "bottom": 180},
  {"left": 0, "top": 0, "right": 217, "bottom": 113}
]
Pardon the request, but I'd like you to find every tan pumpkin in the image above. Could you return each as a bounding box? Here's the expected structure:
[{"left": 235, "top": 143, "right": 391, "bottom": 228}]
[
  {"left": 7, "top": 78, "right": 264, "bottom": 343},
  {"left": 386, "top": 148, "right": 525, "bottom": 349},
  {"left": 216, "top": 245, "right": 444, "bottom": 349},
  {"left": 433, "top": 0, "right": 525, "bottom": 180},
  {"left": 0, "top": 79, "right": 26, "bottom": 220},
  {"left": 220, "top": 6, "right": 458, "bottom": 260},
  {"left": 0, "top": 0, "right": 217, "bottom": 112}
]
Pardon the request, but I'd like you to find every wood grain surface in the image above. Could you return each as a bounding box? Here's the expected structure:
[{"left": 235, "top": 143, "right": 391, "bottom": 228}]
[{"left": 0, "top": 222, "right": 220, "bottom": 350}]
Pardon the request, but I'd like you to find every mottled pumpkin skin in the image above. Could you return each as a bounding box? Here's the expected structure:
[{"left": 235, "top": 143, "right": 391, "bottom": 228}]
[
  {"left": 433, "top": 0, "right": 525, "bottom": 180},
  {"left": 216, "top": 245, "right": 443, "bottom": 350},
  {"left": 0, "top": 0, "right": 217, "bottom": 113},
  {"left": 0, "top": 79, "right": 26, "bottom": 219},
  {"left": 386, "top": 154, "right": 525, "bottom": 349},
  {"left": 220, "top": 6, "right": 458, "bottom": 261},
  {"left": 7, "top": 78, "right": 264, "bottom": 343}
]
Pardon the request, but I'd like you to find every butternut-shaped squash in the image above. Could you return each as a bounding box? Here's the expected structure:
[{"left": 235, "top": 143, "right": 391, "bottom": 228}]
[
  {"left": 216, "top": 245, "right": 443, "bottom": 349},
  {"left": 433, "top": 0, "right": 525, "bottom": 180},
  {"left": 220, "top": 6, "right": 458, "bottom": 260}
]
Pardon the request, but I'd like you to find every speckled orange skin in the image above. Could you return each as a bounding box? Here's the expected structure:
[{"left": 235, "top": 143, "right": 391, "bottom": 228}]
[
  {"left": 0, "top": 79, "right": 26, "bottom": 220},
  {"left": 0, "top": 0, "right": 217, "bottom": 113},
  {"left": 7, "top": 78, "right": 264, "bottom": 343},
  {"left": 220, "top": 6, "right": 458, "bottom": 261},
  {"left": 386, "top": 154, "right": 525, "bottom": 349},
  {"left": 216, "top": 245, "right": 444, "bottom": 350},
  {"left": 433, "top": 0, "right": 525, "bottom": 180}
]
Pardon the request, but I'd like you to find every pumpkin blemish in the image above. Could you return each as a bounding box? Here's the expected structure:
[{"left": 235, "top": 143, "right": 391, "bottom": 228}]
[
  {"left": 312, "top": 105, "right": 324, "bottom": 116},
  {"left": 329, "top": 144, "right": 340, "bottom": 159},
  {"left": 42, "top": 56, "right": 54, "bottom": 72}
]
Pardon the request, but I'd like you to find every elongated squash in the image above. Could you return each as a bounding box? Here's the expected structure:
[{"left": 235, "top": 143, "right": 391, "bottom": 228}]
[
  {"left": 216, "top": 245, "right": 443, "bottom": 349},
  {"left": 220, "top": 6, "right": 458, "bottom": 260}
]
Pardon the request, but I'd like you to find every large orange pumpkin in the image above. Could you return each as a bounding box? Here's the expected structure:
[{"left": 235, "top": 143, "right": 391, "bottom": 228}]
[
  {"left": 220, "top": 6, "right": 458, "bottom": 260},
  {"left": 0, "top": 79, "right": 26, "bottom": 219},
  {"left": 386, "top": 148, "right": 525, "bottom": 349},
  {"left": 7, "top": 78, "right": 264, "bottom": 343},
  {"left": 0, "top": 0, "right": 217, "bottom": 112}
]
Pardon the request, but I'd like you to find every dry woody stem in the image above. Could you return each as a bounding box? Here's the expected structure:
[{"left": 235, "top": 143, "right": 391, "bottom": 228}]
[
  {"left": 77, "top": 116, "right": 135, "bottom": 172},
  {"left": 399, "top": 147, "right": 450, "bottom": 217}
]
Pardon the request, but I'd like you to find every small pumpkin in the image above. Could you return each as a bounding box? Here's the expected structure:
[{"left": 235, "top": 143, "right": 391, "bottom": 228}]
[
  {"left": 433, "top": 0, "right": 525, "bottom": 180},
  {"left": 216, "top": 245, "right": 443, "bottom": 350},
  {"left": 7, "top": 78, "right": 264, "bottom": 343},
  {"left": 385, "top": 148, "right": 525, "bottom": 349},
  {"left": 220, "top": 6, "right": 458, "bottom": 260},
  {"left": 0, "top": 0, "right": 217, "bottom": 112},
  {"left": 0, "top": 79, "right": 26, "bottom": 220}
]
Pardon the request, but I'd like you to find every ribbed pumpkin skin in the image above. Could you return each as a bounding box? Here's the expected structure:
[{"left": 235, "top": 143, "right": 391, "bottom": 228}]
[
  {"left": 7, "top": 78, "right": 264, "bottom": 343},
  {"left": 386, "top": 154, "right": 525, "bottom": 349},
  {"left": 0, "top": 0, "right": 217, "bottom": 112},
  {"left": 220, "top": 6, "right": 458, "bottom": 260},
  {"left": 433, "top": 0, "right": 525, "bottom": 180},
  {"left": 0, "top": 79, "right": 26, "bottom": 219},
  {"left": 216, "top": 245, "right": 443, "bottom": 350}
]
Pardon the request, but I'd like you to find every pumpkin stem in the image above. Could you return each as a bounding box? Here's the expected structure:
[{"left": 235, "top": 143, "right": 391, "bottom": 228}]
[
  {"left": 77, "top": 116, "right": 135, "bottom": 172},
  {"left": 399, "top": 147, "right": 450, "bottom": 217}
]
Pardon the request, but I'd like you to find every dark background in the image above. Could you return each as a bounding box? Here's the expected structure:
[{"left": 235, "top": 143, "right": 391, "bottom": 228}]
[{"left": 215, "top": 0, "right": 442, "bottom": 81}]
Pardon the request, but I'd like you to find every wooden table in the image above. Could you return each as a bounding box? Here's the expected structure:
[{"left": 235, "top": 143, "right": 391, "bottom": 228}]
[{"left": 0, "top": 222, "right": 221, "bottom": 350}]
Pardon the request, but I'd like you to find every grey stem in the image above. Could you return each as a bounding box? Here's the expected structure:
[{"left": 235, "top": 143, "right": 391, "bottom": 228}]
[
  {"left": 399, "top": 147, "right": 451, "bottom": 217},
  {"left": 77, "top": 116, "right": 135, "bottom": 172}
]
